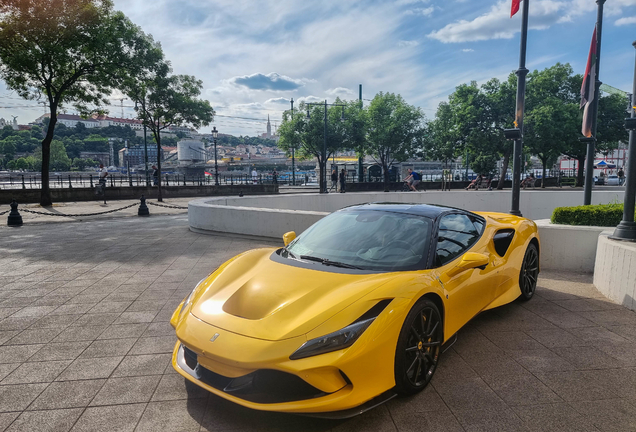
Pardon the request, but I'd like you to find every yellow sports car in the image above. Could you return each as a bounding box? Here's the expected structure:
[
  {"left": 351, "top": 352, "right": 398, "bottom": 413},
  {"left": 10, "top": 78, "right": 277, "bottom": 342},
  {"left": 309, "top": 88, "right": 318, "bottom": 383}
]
[{"left": 171, "top": 203, "right": 540, "bottom": 417}]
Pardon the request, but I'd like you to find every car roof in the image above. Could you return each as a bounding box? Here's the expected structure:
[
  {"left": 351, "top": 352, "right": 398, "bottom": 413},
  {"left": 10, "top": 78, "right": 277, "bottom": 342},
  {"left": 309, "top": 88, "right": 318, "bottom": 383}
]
[{"left": 341, "top": 202, "right": 473, "bottom": 219}]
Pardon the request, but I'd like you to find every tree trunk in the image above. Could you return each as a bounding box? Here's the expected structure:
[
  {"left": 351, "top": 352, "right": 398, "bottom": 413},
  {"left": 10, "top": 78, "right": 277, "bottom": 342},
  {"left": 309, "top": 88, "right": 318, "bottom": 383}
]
[
  {"left": 157, "top": 135, "right": 162, "bottom": 202},
  {"left": 497, "top": 149, "right": 511, "bottom": 190},
  {"left": 318, "top": 155, "right": 325, "bottom": 193},
  {"left": 39, "top": 108, "right": 57, "bottom": 206},
  {"left": 383, "top": 162, "right": 390, "bottom": 192},
  {"left": 541, "top": 157, "right": 547, "bottom": 188},
  {"left": 577, "top": 156, "right": 585, "bottom": 187}
]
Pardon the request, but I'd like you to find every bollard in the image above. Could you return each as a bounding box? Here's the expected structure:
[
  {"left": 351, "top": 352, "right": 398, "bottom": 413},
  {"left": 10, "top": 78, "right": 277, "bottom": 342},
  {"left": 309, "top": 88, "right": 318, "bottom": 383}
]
[
  {"left": 7, "top": 200, "right": 23, "bottom": 226},
  {"left": 239, "top": 191, "right": 244, "bottom": 197},
  {"left": 138, "top": 195, "right": 150, "bottom": 216}
]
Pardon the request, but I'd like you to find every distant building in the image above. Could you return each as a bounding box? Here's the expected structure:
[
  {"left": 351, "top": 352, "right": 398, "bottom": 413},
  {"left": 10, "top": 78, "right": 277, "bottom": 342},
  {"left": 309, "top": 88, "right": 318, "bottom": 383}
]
[
  {"left": 80, "top": 151, "right": 110, "bottom": 166},
  {"left": 93, "top": 115, "right": 144, "bottom": 131},
  {"left": 118, "top": 145, "right": 163, "bottom": 166},
  {"left": 34, "top": 113, "right": 100, "bottom": 129}
]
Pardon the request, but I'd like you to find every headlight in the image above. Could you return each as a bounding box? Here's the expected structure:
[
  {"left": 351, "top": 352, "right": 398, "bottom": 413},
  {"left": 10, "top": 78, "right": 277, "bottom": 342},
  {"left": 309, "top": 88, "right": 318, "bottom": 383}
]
[
  {"left": 178, "top": 278, "right": 206, "bottom": 319},
  {"left": 290, "top": 299, "right": 392, "bottom": 360}
]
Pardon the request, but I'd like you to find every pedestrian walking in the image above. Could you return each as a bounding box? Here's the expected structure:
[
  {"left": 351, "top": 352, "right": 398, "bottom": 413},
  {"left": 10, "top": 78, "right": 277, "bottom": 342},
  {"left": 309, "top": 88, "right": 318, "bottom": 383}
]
[
  {"left": 339, "top": 168, "right": 346, "bottom": 193},
  {"left": 252, "top": 168, "right": 258, "bottom": 184},
  {"left": 98, "top": 164, "right": 108, "bottom": 188}
]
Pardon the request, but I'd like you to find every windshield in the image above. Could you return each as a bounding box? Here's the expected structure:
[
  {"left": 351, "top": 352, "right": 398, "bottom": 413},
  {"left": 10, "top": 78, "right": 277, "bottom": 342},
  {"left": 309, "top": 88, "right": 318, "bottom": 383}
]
[{"left": 285, "top": 209, "right": 432, "bottom": 272}]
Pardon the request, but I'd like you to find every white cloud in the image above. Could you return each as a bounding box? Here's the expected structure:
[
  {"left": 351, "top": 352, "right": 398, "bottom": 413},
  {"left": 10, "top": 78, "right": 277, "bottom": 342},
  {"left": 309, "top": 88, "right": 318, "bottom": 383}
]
[
  {"left": 396, "top": 0, "right": 430, "bottom": 5},
  {"left": 264, "top": 97, "right": 290, "bottom": 105},
  {"left": 297, "top": 96, "right": 324, "bottom": 104},
  {"left": 398, "top": 40, "right": 420, "bottom": 47},
  {"left": 615, "top": 16, "right": 636, "bottom": 26},
  {"left": 462, "top": 48, "right": 474, "bottom": 52},
  {"left": 428, "top": 0, "right": 565, "bottom": 43},
  {"left": 405, "top": 6, "right": 434, "bottom": 16},
  {"left": 326, "top": 87, "right": 354, "bottom": 97}
]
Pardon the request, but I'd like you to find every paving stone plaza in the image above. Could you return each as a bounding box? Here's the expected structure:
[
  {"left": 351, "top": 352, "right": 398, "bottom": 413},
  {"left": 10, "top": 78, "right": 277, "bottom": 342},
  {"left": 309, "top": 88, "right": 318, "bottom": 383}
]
[{"left": 1, "top": 209, "right": 636, "bottom": 431}]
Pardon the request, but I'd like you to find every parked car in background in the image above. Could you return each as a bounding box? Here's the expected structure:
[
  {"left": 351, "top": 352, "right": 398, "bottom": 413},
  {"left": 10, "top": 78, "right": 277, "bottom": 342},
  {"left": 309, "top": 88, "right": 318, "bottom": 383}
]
[{"left": 606, "top": 175, "right": 620, "bottom": 186}]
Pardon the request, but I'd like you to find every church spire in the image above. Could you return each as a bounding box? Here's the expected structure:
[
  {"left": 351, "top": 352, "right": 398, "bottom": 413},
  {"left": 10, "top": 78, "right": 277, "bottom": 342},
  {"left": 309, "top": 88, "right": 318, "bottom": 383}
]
[{"left": 266, "top": 114, "right": 271, "bottom": 138}]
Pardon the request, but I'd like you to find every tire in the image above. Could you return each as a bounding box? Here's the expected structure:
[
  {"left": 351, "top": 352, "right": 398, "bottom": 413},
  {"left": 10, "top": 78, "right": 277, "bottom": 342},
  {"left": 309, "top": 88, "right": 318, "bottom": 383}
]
[
  {"left": 519, "top": 243, "right": 539, "bottom": 301},
  {"left": 394, "top": 298, "right": 443, "bottom": 396}
]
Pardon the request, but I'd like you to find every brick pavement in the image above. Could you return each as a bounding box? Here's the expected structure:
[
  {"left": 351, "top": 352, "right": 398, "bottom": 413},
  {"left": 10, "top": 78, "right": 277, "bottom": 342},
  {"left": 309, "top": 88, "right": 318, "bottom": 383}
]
[{"left": 1, "top": 215, "right": 635, "bottom": 431}]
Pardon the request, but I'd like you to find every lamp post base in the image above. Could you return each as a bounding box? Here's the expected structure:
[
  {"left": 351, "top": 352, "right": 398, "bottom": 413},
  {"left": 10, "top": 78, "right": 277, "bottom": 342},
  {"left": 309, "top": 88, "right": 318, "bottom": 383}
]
[{"left": 610, "top": 221, "right": 636, "bottom": 242}]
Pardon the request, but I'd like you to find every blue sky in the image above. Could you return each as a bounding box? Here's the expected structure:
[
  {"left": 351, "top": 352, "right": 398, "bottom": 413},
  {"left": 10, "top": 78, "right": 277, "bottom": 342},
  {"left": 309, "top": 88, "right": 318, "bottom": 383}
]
[{"left": 1, "top": 0, "right": 635, "bottom": 137}]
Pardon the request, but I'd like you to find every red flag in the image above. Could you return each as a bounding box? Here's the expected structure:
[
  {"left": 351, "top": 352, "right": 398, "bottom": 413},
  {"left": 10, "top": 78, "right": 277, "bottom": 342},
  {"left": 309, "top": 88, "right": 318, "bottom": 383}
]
[
  {"left": 581, "top": 26, "right": 597, "bottom": 137},
  {"left": 511, "top": 0, "right": 521, "bottom": 17}
]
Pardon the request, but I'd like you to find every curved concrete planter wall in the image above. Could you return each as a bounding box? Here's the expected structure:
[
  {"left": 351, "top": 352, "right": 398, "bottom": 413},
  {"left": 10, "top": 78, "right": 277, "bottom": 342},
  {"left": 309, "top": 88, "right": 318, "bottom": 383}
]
[
  {"left": 594, "top": 234, "right": 636, "bottom": 312},
  {"left": 188, "top": 191, "right": 624, "bottom": 274},
  {"left": 534, "top": 220, "right": 608, "bottom": 273}
]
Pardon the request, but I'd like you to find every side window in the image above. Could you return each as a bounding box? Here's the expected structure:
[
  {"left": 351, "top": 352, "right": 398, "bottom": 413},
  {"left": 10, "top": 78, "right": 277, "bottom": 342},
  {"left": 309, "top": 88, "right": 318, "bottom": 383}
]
[
  {"left": 435, "top": 214, "right": 481, "bottom": 266},
  {"left": 472, "top": 218, "right": 484, "bottom": 234}
]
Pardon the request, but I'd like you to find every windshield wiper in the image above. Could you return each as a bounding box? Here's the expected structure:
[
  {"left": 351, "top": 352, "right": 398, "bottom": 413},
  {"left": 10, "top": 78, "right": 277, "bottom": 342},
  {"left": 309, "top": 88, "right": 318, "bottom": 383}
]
[{"left": 299, "top": 255, "right": 363, "bottom": 269}]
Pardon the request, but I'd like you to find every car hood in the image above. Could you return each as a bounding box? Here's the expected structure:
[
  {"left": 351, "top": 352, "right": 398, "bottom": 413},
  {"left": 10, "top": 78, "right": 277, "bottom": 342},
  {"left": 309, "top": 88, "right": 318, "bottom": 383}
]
[{"left": 190, "top": 248, "right": 395, "bottom": 341}]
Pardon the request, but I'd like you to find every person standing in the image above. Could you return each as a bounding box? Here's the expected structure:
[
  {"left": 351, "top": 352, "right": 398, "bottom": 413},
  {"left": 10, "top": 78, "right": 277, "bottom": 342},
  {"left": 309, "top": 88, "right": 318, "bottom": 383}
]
[
  {"left": 151, "top": 165, "right": 158, "bottom": 186},
  {"left": 330, "top": 168, "right": 338, "bottom": 192},
  {"left": 272, "top": 169, "right": 278, "bottom": 184},
  {"left": 339, "top": 168, "right": 346, "bottom": 193},
  {"left": 251, "top": 167, "right": 258, "bottom": 184}
]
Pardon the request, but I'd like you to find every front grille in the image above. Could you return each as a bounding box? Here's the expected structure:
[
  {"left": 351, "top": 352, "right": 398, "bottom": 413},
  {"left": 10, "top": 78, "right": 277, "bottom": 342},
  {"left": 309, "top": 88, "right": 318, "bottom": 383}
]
[{"left": 179, "top": 344, "right": 328, "bottom": 404}]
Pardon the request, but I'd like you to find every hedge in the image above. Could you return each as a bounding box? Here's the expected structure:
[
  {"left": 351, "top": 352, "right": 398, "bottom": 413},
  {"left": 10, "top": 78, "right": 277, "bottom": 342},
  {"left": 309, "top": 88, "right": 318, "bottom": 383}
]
[{"left": 551, "top": 203, "right": 625, "bottom": 226}]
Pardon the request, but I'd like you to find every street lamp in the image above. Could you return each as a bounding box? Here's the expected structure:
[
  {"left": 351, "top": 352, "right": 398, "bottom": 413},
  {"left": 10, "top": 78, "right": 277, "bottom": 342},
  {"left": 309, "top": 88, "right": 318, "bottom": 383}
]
[
  {"left": 212, "top": 126, "right": 219, "bottom": 186},
  {"left": 134, "top": 100, "right": 150, "bottom": 186},
  {"left": 290, "top": 98, "right": 295, "bottom": 186},
  {"left": 306, "top": 100, "right": 345, "bottom": 193}
]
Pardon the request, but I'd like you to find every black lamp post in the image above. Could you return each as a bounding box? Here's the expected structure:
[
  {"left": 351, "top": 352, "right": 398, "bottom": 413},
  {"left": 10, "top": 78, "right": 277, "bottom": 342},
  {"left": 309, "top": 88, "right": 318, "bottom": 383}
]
[
  {"left": 212, "top": 126, "right": 219, "bottom": 186},
  {"left": 290, "top": 98, "right": 296, "bottom": 186},
  {"left": 504, "top": 0, "right": 530, "bottom": 217},
  {"left": 306, "top": 100, "right": 345, "bottom": 193},
  {"left": 610, "top": 41, "right": 636, "bottom": 241},
  {"left": 134, "top": 100, "right": 150, "bottom": 186}
]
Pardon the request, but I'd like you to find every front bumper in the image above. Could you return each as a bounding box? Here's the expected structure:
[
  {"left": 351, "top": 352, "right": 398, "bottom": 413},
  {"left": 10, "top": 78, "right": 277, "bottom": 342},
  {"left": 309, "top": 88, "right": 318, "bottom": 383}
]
[{"left": 171, "top": 302, "right": 407, "bottom": 414}]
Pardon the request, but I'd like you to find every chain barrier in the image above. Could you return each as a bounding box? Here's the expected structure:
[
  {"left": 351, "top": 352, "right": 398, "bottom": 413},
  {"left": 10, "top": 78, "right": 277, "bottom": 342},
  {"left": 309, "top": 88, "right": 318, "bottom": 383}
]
[
  {"left": 0, "top": 210, "right": 8, "bottom": 216},
  {"left": 20, "top": 203, "right": 137, "bottom": 218},
  {"left": 146, "top": 201, "right": 188, "bottom": 210}
]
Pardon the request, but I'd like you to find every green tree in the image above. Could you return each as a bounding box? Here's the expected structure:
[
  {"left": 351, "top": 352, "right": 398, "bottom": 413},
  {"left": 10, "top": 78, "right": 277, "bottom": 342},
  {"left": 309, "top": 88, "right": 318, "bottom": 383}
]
[
  {"left": 596, "top": 93, "right": 630, "bottom": 158},
  {"left": 49, "top": 140, "right": 71, "bottom": 171},
  {"left": 126, "top": 62, "right": 214, "bottom": 200},
  {"left": 366, "top": 92, "right": 426, "bottom": 191},
  {"left": 278, "top": 104, "right": 337, "bottom": 192},
  {"left": 470, "top": 152, "right": 499, "bottom": 176},
  {"left": 427, "top": 102, "right": 461, "bottom": 169},
  {"left": 0, "top": 0, "right": 162, "bottom": 205}
]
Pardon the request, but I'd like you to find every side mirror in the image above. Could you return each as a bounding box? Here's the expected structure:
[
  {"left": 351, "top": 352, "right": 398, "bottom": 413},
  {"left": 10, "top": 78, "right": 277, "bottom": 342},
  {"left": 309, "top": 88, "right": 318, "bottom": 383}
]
[
  {"left": 447, "top": 252, "right": 489, "bottom": 277},
  {"left": 283, "top": 231, "right": 296, "bottom": 246},
  {"left": 457, "top": 252, "right": 489, "bottom": 270}
]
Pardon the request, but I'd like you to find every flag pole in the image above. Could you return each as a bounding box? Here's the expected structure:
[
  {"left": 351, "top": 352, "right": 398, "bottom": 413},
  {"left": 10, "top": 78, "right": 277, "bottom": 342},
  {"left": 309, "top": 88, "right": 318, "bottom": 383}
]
[
  {"left": 507, "top": 0, "right": 529, "bottom": 217},
  {"left": 583, "top": 0, "right": 605, "bottom": 205}
]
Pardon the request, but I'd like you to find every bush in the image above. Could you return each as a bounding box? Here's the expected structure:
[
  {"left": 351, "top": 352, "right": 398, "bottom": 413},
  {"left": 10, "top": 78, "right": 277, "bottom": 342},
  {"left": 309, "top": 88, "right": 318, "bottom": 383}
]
[{"left": 551, "top": 203, "right": 625, "bottom": 226}]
